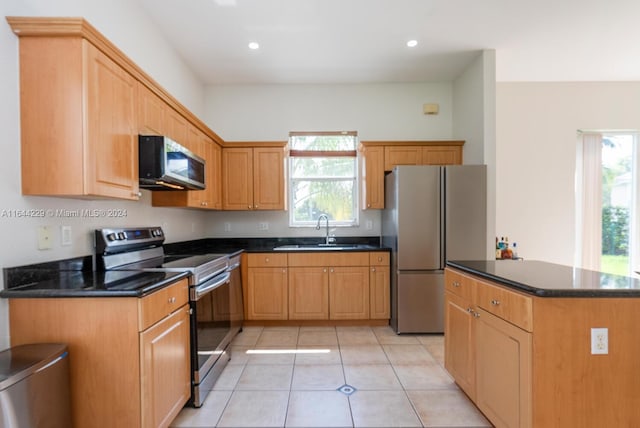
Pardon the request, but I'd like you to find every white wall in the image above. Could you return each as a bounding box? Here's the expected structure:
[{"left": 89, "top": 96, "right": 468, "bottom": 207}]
[
  {"left": 453, "top": 50, "right": 497, "bottom": 258},
  {"left": 205, "top": 83, "right": 454, "bottom": 141},
  {"left": 496, "top": 82, "right": 640, "bottom": 265},
  {"left": 0, "top": 0, "right": 209, "bottom": 349},
  {"left": 203, "top": 82, "right": 456, "bottom": 237}
]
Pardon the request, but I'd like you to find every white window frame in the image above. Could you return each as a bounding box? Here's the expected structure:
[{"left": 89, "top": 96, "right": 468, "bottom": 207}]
[
  {"left": 575, "top": 130, "right": 639, "bottom": 275},
  {"left": 287, "top": 131, "right": 360, "bottom": 228}
]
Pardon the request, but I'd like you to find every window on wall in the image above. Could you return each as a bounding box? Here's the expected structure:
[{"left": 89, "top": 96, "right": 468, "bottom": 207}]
[
  {"left": 576, "top": 131, "right": 638, "bottom": 276},
  {"left": 288, "top": 131, "right": 359, "bottom": 227}
]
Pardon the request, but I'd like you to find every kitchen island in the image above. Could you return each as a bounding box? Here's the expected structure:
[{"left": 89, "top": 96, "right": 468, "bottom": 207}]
[{"left": 445, "top": 260, "right": 640, "bottom": 428}]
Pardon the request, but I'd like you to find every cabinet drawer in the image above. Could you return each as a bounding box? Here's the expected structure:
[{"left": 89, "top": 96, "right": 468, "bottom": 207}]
[
  {"left": 444, "top": 268, "right": 475, "bottom": 301},
  {"left": 476, "top": 280, "right": 533, "bottom": 332},
  {"left": 288, "top": 252, "right": 369, "bottom": 267},
  {"left": 139, "top": 278, "right": 189, "bottom": 331},
  {"left": 369, "top": 252, "right": 390, "bottom": 266},
  {"left": 248, "top": 252, "right": 288, "bottom": 267}
]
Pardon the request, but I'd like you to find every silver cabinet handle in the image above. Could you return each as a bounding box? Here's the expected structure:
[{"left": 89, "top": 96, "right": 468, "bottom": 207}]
[
  {"left": 371, "top": 267, "right": 376, "bottom": 272},
  {"left": 473, "top": 312, "right": 480, "bottom": 318},
  {"left": 168, "top": 296, "right": 176, "bottom": 304},
  {"left": 491, "top": 299, "right": 500, "bottom": 306},
  {"left": 453, "top": 281, "right": 460, "bottom": 287}
]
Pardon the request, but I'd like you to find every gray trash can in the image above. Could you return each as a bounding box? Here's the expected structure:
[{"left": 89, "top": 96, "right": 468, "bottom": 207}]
[{"left": 0, "top": 344, "right": 71, "bottom": 428}]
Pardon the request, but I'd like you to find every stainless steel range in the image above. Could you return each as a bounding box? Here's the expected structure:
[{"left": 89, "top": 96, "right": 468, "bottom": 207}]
[{"left": 95, "top": 227, "right": 243, "bottom": 407}]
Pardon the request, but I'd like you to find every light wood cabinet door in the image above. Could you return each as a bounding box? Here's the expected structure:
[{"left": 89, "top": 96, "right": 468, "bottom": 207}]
[
  {"left": 137, "top": 83, "right": 165, "bottom": 135},
  {"left": 222, "top": 147, "right": 254, "bottom": 210},
  {"left": 329, "top": 267, "right": 370, "bottom": 320},
  {"left": 444, "top": 291, "right": 476, "bottom": 401},
  {"left": 475, "top": 308, "right": 532, "bottom": 428},
  {"left": 253, "top": 147, "right": 285, "bottom": 210},
  {"left": 19, "top": 37, "right": 139, "bottom": 200},
  {"left": 384, "top": 144, "right": 463, "bottom": 171},
  {"left": 247, "top": 267, "right": 288, "bottom": 320},
  {"left": 289, "top": 267, "right": 329, "bottom": 320},
  {"left": 222, "top": 147, "right": 285, "bottom": 210},
  {"left": 209, "top": 141, "right": 223, "bottom": 209},
  {"left": 85, "top": 42, "right": 139, "bottom": 200},
  {"left": 421, "top": 146, "right": 462, "bottom": 165},
  {"left": 369, "top": 264, "right": 390, "bottom": 319},
  {"left": 140, "top": 304, "right": 191, "bottom": 428},
  {"left": 360, "top": 145, "right": 384, "bottom": 209},
  {"left": 384, "top": 146, "right": 422, "bottom": 170},
  {"left": 165, "top": 107, "right": 189, "bottom": 145}
]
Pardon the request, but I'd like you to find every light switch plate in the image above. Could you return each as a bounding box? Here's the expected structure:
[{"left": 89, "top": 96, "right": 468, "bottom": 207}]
[
  {"left": 37, "top": 226, "right": 53, "bottom": 250},
  {"left": 61, "top": 225, "right": 72, "bottom": 246}
]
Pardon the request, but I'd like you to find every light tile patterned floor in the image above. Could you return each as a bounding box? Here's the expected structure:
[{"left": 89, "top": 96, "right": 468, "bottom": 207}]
[{"left": 170, "top": 326, "right": 492, "bottom": 428}]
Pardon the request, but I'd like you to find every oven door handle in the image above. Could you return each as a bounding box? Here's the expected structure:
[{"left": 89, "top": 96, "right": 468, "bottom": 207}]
[
  {"left": 192, "top": 271, "right": 231, "bottom": 301},
  {"left": 228, "top": 261, "right": 240, "bottom": 271}
]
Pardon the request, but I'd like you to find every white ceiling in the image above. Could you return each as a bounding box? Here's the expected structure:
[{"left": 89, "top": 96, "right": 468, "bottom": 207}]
[{"left": 137, "top": 0, "right": 640, "bottom": 85}]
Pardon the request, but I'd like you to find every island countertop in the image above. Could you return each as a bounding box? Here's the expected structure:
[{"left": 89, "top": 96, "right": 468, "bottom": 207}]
[{"left": 446, "top": 259, "right": 640, "bottom": 297}]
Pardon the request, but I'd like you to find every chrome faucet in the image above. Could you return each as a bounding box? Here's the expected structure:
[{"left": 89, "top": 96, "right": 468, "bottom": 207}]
[{"left": 316, "top": 214, "right": 335, "bottom": 245}]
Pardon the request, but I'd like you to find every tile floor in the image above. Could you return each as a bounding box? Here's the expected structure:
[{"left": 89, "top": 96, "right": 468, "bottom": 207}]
[{"left": 170, "top": 326, "right": 492, "bottom": 428}]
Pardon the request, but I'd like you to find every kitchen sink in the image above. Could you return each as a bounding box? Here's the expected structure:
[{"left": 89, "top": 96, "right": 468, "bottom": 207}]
[{"left": 272, "top": 244, "right": 378, "bottom": 251}]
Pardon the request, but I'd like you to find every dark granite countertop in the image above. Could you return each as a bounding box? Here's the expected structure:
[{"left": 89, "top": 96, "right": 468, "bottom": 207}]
[
  {"left": 164, "top": 236, "right": 386, "bottom": 254},
  {"left": 1, "top": 236, "right": 386, "bottom": 298},
  {"left": 447, "top": 260, "right": 640, "bottom": 297},
  {"left": 1, "top": 267, "right": 189, "bottom": 298}
]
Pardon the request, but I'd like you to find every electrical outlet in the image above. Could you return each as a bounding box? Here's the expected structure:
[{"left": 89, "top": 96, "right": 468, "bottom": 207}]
[
  {"left": 591, "top": 328, "right": 608, "bottom": 355},
  {"left": 258, "top": 222, "right": 269, "bottom": 231},
  {"left": 224, "top": 222, "right": 231, "bottom": 232},
  {"left": 61, "top": 225, "right": 72, "bottom": 246},
  {"left": 365, "top": 220, "right": 373, "bottom": 230}
]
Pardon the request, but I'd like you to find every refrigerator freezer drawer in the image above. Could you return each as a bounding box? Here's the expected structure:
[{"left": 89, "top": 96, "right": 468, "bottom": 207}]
[{"left": 395, "top": 272, "right": 444, "bottom": 333}]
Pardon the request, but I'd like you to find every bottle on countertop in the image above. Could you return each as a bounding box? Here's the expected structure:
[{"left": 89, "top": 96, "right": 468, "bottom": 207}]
[
  {"left": 495, "top": 237, "right": 502, "bottom": 259},
  {"left": 512, "top": 242, "right": 518, "bottom": 259},
  {"left": 501, "top": 236, "right": 513, "bottom": 259}
]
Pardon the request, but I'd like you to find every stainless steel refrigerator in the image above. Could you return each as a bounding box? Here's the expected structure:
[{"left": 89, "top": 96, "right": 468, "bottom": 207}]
[{"left": 382, "top": 165, "right": 487, "bottom": 333}]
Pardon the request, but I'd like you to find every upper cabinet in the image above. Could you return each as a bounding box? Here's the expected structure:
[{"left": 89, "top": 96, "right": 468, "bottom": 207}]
[
  {"left": 383, "top": 142, "right": 464, "bottom": 171},
  {"left": 16, "top": 33, "right": 140, "bottom": 200},
  {"left": 8, "top": 17, "right": 225, "bottom": 202},
  {"left": 359, "top": 141, "right": 464, "bottom": 209},
  {"left": 222, "top": 143, "right": 287, "bottom": 211}
]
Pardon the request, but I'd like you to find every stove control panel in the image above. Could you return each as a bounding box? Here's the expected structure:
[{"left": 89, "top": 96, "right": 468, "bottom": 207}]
[{"left": 96, "top": 227, "right": 165, "bottom": 254}]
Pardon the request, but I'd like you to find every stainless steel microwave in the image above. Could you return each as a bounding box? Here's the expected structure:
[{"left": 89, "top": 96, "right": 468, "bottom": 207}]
[{"left": 138, "top": 135, "right": 206, "bottom": 190}]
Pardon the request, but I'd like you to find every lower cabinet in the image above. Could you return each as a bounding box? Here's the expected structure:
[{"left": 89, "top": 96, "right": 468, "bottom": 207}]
[
  {"left": 140, "top": 304, "right": 191, "bottom": 428},
  {"left": 245, "top": 251, "right": 389, "bottom": 322},
  {"left": 328, "top": 266, "right": 370, "bottom": 319},
  {"left": 444, "top": 268, "right": 532, "bottom": 428},
  {"left": 246, "top": 253, "right": 288, "bottom": 320},
  {"left": 7, "top": 278, "right": 190, "bottom": 428},
  {"left": 288, "top": 267, "right": 329, "bottom": 320},
  {"left": 369, "top": 252, "right": 390, "bottom": 319},
  {"left": 444, "top": 290, "right": 476, "bottom": 400},
  {"left": 475, "top": 308, "right": 532, "bottom": 428}
]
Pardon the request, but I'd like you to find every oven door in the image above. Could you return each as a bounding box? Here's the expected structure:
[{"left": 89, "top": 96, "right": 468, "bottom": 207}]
[{"left": 190, "top": 270, "right": 232, "bottom": 406}]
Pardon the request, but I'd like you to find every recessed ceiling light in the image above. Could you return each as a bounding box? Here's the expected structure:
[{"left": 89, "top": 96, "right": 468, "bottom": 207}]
[
  {"left": 407, "top": 40, "right": 418, "bottom": 48},
  {"left": 248, "top": 42, "right": 260, "bottom": 50}
]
